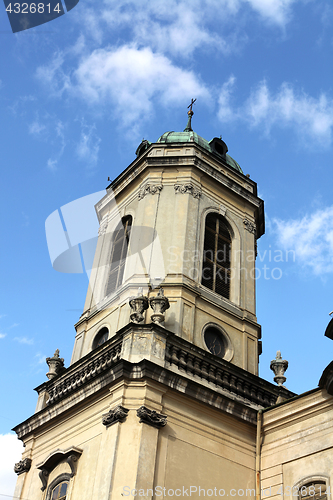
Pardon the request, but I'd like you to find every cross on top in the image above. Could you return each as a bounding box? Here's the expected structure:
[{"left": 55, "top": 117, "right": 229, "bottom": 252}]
[{"left": 187, "top": 98, "right": 197, "bottom": 112}]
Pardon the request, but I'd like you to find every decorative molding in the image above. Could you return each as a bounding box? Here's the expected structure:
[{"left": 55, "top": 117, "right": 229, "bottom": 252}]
[
  {"left": 219, "top": 205, "right": 226, "bottom": 216},
  {"left": 36, "top": 447, "right": 83, "bottom": 491},
  {"left": 14, "top": 458, "right": 32, "bottom": 475},
  {"left": 67, "top": 454, "right": 78, "bottom": 477},
  {"left": 98, "top": 215, "right": 109, "bottom": 236},
  {"left": 138, "top": 184, "right": 163, "bottom": 200},
  {"left": 243, "top": 219, "right": 256, "bottom": 235},
  {"left": 102, "top": 405, "right": 129, "bottom": 427},
  {"left": 174, "top": 183, "right": 201, "bottom": 199},
  {"left": 137, "top": 406, "right": 167, "bottom": 428},
  {"left": 39, "top": 468, "right": 49, "bottom": 491}
]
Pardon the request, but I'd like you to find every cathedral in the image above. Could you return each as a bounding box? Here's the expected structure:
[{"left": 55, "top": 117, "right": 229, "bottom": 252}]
[{"left": 12, "top": 107, "right": 333, "bottom": 500}]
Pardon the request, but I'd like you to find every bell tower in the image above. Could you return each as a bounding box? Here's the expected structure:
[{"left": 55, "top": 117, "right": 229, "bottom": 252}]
[
  {"left": 71, "top": 107, "right": 264, "bottom": 375},
  {"left": 13, "top": 110, "right": 293, "bottom": 500}
]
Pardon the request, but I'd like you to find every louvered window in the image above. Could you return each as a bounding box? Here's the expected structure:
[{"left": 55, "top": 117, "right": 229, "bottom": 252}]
[
  {"left": 105, "top": 216, "right": 132, "bottom": 297},
  {"left": 298, "top": 481, "right": 327, "bottom": 500},
  {"left": 201, "top": 213, "right": 231, "bottom": 299}
]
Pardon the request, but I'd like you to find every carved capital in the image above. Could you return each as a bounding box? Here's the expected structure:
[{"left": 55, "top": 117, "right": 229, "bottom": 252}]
[
  {"left": 137, "top": 406, "right": 167, "bottom": 428},
  {"left": 138, "top": 184, "right": 163, "bottom": 200},
  {"left": 243, "top": 219, "right": 256, "bottom": 235},
  {"left": 14, "top": 458, "right": 32, "bottom": 475},
  {"left": 174, "top": 183, "right": 201, "bottom": 199},
  {"left": 102, "top": 405, "right": 129, "bottom": 427}
]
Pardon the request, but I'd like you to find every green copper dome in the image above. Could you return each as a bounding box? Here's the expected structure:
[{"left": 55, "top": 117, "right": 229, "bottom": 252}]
[{"left": 156, "top": 130, "right": 243, "bottom": 174}]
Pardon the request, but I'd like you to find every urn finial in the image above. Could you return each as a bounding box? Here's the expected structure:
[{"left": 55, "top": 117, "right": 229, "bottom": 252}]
[
  {"left": 270, "top": 350, "right": 288, "bottom": 386},
  {"left": 46, "top": 349, "right": 65, "bottom": 380}
]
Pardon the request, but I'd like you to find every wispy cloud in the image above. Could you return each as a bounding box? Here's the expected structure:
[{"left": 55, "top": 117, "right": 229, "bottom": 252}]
[
  {"left": 272, "top": 205, "right": 333, "bottom": 276},
  {"left": 218, "top": 77, "right": 333, "bottom": 147},
  {"left": 34, "top": 352, "right": 47, "bottom": 365},
  {"left": 46, "top": 120, "right": 66, "bottom": 172},
  {"left": 13, "top": 336, "right": 34, "bottom": 345},
  {"left": 0, "top": 333, "right": 6, "bottom": 339},
  {"left": 76, "top": 121, "right": 101, "bottom": 170}
]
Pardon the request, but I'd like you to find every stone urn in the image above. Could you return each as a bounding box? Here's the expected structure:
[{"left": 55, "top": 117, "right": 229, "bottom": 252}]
[
  {"left": 149, "top": 288, "right": 170, "bottom": 325},
  {"left": 129, "top": 288, "right": 149, "bottom": 323},
  {"left": 270, "top": 350, "right": 288, "bottom": 386},
  {"left": 46, "top": 349, "right": 65, "bottom": 380}
]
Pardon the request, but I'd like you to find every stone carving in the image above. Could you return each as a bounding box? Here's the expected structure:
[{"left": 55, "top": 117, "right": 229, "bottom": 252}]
[
  {"left": 14, "top": 458, "right": 32, "bottom": 475},
  {"left": 129, "top": 288, "right": 149, "bottom": 323},
  {"left": 46, "top": 349, "right": 65, "bottom": 380},
  {"left": 138, "top": 184, "right": 163, "bottom": 200},
  {"left": 137, "top": 406, "right": 167, "bottom": 428},
  {"left": 67, "top": 454, "right": 78, "bottom": 477},
  {"left": 39, "top": 468, "right": 49, "bottom": 491},
  {"left": 149, "top": 288, "right": 170, "bottom": 324},
  {"left": 270, "top": 351, "right": 288, "bottom": 386},
  {"left": 102, "top": 405, "right": 129, "bottom": 427},
  {"left": 243, "top": 219, "right": 256, "bottom": 235},
  {"left": 174, "top": 183, "right": 201, "bottom": 199},
  {"left": 98, "top": 215, "right": 109, "bottom": 236}
]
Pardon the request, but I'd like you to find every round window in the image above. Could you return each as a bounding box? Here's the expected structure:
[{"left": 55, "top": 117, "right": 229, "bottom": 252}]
[
  {"left": 204, "top": 327, "right": 226, "bottom": 358},
  {"left": 92, "top": 327, "right": 109, "bottom": 349}
]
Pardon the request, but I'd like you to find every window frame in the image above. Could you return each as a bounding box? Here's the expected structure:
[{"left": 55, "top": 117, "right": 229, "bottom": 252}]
[
  {"left": 45, "top": 473, "right": 71, "bottom": 500},
  {"left": 201, "top": 212, "right": 232, "bottom": 300},
  {"left": 293, "top": 475, "right": 330, "bottom": 500},
  {"left": 105, "top": 215, "right": 132, "bottom": 297},
  {"left": 201, "top": 323, "right": 234, "bottom": 362}
]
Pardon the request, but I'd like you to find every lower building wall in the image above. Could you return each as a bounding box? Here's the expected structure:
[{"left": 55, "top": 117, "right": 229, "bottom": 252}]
[
  {"left": 261, "top": 389, "right": 333, "bottom": 500},
  {"left": 16, "top": 379, "right": 257, "bottom": 500}
]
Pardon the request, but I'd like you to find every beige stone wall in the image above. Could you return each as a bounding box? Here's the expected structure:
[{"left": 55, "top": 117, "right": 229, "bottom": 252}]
[
  {"left": 261, "top": 389, "right": 333, "bottom": 500},
  {"left": 17, "top": 380, "right": 256, "bottom": 500}
]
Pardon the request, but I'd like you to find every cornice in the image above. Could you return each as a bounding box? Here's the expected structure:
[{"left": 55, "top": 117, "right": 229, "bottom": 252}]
[{"left": 13, "top": 324, "right": 295, "bottom": 441}]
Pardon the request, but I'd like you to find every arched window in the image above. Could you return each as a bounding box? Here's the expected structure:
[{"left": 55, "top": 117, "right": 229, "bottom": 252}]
[
  {"left": 297, "top": 481, "right": 328, "bottom": 500},
  {"left": 204, "top": 326, "right": 226, "bottom": 359},
  {"left": 51, "top": 481, "right": 68, "bottom": 500},
  {"left": 92, "top": 327, "right": 109, "bottom": 350},
  {"left": 106, "top": 216, "right": 132, "bottom": 296},
  {"left": 201, "top": 213, "right": 231, "bottom": 299},
  {"left": 45, "top": 474, "right": 71, "bottom": 500}
]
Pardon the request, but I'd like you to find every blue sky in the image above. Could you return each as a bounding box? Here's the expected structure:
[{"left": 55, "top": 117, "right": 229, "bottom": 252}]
[{"left": 1, "top": 0, "right": 333, "bottom": 495}]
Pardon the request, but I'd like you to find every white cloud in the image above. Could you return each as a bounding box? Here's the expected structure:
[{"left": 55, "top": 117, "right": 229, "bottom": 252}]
[
  {"left": 0, "top": 434, "right": 24, "bottom": 497},
  {"left": 0, "top": 333, "right": 6, "bottom": 339},
  {"left": 72, "top": 44, "right": 210, "bottom": 128},
  {"left": 46, "top": 121, "right": 66, "bottom": 172},
  {"left": 34, "top": 352, "right": 47, "bottom": 365},
  {"left": 76, "top": 122, "right": 101, "bottom": 169},
  {"left": 13, "top": 337, "right": 34, "bottom": 345},
  {"left": 218, "top": 78, "right": 333, "bottom": 146},
  {"left": 245, "top": 0, "right": 297, "bottom": 25},
  {"left": 78, "top": 0, "right": 301, "bottom": 57},
  {"left": 272, "top": 206, "right": 333, "bottom": 276},
  {"left": 29, "top": 120, "right": 46, "bottom": 136}
]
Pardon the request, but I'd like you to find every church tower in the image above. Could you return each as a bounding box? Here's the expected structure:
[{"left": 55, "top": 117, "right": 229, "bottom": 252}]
[{"left": 13, "top": 109, "right": 293, "bottom": 500}]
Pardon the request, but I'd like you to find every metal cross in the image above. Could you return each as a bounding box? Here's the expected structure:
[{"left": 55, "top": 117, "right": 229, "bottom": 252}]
[{"left": 187, "top": 98, "right": 197, "bottom": 112}]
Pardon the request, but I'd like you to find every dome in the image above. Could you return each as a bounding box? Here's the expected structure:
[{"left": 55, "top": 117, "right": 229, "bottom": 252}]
[{"left": 156, "top": 130, "right": 243, "bottom": 174}]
